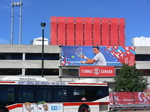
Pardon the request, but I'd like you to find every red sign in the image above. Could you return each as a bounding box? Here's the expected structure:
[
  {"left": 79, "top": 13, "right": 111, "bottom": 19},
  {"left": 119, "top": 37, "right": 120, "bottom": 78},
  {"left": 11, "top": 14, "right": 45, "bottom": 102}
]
[{"left": 79, "top": 66, "right": 114, "bottom": 77}]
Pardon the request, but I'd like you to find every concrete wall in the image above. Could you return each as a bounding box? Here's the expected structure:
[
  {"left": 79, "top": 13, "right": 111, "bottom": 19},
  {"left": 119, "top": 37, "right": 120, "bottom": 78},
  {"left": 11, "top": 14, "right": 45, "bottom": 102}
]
[
  {"left": 136, "top": 61, "right": 150, "bottom": 69},
  {"left": 135, "top": 46, "right": 150, "bottom": 54},
  {"left": 0, "top": 45, "right": 60, "bottom": 53},
  {"left": 0, "top": 60, "right": 60, "bottom": 68}
]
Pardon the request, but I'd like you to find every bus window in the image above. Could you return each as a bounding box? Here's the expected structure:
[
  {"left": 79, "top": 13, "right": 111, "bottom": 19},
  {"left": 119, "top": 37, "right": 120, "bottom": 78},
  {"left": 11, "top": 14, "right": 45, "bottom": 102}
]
[
  {"left": 18, "top": 90, "right": 34, "bottom": 102},
  {"left": 37, "top": 90, "right": 51, "bottom": 102},
  {"left": 73, "top": 87, "right": 87, "bottom": 102},
  {"left": 0, "top": 86, "right": 15, "bottom": 105},
  {"left": 97, "top": 86, "right": 109, "bottom": 97},
  {"left": 87, "top": 86, "right": 109, "bottom": 101},
  {"left": 53, "top": 87, "right": 68, "bottom": 102}
]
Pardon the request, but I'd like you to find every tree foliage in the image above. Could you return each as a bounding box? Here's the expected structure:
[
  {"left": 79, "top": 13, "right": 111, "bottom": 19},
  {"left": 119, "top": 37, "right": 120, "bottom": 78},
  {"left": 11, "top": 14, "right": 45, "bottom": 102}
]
[{"left": 114, "top": 64, "right": 148, "bottom": 92}]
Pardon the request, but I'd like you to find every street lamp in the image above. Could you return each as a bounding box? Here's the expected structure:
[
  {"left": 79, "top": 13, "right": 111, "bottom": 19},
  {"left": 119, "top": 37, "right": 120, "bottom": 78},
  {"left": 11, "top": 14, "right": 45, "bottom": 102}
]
[{"left": 41, "top": 22, "right": 46, "bottom": 77}]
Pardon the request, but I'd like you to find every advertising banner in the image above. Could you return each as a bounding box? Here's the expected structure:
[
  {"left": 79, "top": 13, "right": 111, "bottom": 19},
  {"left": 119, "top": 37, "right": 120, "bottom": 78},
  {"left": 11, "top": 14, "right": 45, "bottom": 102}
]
[
  {"left": 110, "top": 92, "right": 150, "bottom": 105},
  {"left": 80, "top": 66, "right": 114, "bottom": 77},
  {"left": 61, "top": 46, "right": 135, "bottom": 66}
]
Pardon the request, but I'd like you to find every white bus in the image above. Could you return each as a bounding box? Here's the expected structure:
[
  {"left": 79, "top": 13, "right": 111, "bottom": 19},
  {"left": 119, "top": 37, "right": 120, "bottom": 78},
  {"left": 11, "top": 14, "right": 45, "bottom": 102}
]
[{"left": 0, "top": 76, "right": 109, "bottom": 112}]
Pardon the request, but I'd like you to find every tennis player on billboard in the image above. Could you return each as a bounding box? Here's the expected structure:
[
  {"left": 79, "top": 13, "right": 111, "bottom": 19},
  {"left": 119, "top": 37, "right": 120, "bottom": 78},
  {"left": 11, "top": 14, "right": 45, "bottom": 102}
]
[{"left": 80, "top": 46, "right": 106, "bottom": 66}]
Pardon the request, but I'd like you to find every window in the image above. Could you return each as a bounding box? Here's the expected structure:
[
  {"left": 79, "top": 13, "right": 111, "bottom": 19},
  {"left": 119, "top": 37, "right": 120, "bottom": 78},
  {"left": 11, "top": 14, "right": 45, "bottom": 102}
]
[
  {"left": 0, "top": 53, "right": 22, "bottom": 60},
  {"left": 0, "top": 69, "right": 21, "bottom": 75},
  {"left": 53, "top": 87, "right": 68, "bottom": 102},
  {"left": 88, "top": 86, "right": 109, "bottom": 100},
  {"left": 25, "top": 53, "right": 59, "bottom": 60},
  {"left": 62, "top": 69, "right": 79, "bottom": 77},
  {"left": 18, "top": 86, "right": 34, "bottom": 102},
  {"left": 37, "top": 90, "right": 51, "bottom": 102},
  {"left": 25, "top": 69, "right": 59, "bottom": 75},
  {"left": 73, "top": 87, "right": 87, "bottom": 102},
  {"left": 135, "top": 54, "right": 150, "bottom": 61},
  {"left": 18, "top": 90, "right": 34, "bottom": 102},
  {"left": 72, "top": 86, "right": 109, "bottom": 102},
  {"left": 0, "top": 86, "right": 15, "bottom": 105}
]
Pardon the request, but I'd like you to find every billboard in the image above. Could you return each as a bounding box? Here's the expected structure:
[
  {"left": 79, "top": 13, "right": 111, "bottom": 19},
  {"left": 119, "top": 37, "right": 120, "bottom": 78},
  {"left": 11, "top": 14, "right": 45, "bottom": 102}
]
[
  {"left": 80, "top": 66, "right": 114, "bottom": 77},
  {"left": 61, "top": 46, "right": 135, "bottom": 66}
]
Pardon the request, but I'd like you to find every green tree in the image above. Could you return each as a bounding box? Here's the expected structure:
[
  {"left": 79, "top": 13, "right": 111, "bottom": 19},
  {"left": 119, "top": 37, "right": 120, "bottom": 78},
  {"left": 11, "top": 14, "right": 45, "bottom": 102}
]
[{"left": 114, "top": 64, "right": 148, "bottom": 92}]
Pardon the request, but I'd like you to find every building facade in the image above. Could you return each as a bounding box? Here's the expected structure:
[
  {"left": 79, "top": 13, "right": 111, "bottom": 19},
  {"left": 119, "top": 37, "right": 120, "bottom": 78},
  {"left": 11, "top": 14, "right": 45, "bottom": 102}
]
[
  {"left": 0, "top": 45, "right": 60, "bottom": 80},
  {"left": 0, "top": 44, "right": 150, "bottom": 84}
]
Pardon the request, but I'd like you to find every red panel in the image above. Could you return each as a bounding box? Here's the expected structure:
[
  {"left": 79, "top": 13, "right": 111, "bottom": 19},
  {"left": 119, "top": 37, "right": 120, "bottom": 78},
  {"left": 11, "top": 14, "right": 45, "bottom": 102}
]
[
  {"left": 110, "top": 92, "right": 134, "bottom": 105},
  {"left": 76, "top": 17, "right": 83, "bottom": 45},
  {"left": 79, "top": 66, "right": 115, "bottom": 77},
  {"left": 110, "top": 18, "right": 119, "bottom": 46},
  {"left": 114, "top": 92, "right": 133, "bottom": 102},
  {"left": 119, "top": 18, "right": 125, "bottom": 46},
  {"left": 93, "top": 18, "right": 101, "bottom": 46},
  {"left": 66, "top": 17, "right": 74, "bottom": 45},
  {"left": 50, "top": 17, "right": 57, "bottom": 45},
  {"left": 57, "top": 17, "right": 66, "bottom": 45},
  {"left": 84, "top": 18, "right": 93, "bottom": 45},
  {"left": 101, "top": 18, "right": 110, "bottom": 46}
]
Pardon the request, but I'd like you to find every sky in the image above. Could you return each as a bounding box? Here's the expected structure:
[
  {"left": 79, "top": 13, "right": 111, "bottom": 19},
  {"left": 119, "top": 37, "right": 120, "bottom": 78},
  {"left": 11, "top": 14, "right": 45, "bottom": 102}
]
[{"left": 1, "top": 0, "right": 150, "bottom": 46}]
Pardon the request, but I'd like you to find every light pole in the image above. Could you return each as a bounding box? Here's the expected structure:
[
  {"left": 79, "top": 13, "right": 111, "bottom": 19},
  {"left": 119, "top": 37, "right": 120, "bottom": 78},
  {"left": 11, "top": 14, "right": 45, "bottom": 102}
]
[
  {"left": 19, "top": 0, "right": 23, "bottom": 44},
  {"left": 10, "top": 0, "right": 23, "bottom": 44},
  {"left": 10, "top": 0, "right": 14, "bottom": 44},
  {"left": 41, "top": 23, "right": 46, "bottom": 77}
]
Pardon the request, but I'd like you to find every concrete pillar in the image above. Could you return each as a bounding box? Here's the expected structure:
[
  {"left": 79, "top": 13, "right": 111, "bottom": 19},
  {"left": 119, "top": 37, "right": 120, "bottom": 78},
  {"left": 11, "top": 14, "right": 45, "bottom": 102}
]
[
  {"left": 22, "top": 68, "right": 25, "bottom": 76},
  {"left": 22, "top": 53, "right": 25, "bottom": 60},
  {"left": 22, "top": 53, "right": 25, "bottom": 76}
]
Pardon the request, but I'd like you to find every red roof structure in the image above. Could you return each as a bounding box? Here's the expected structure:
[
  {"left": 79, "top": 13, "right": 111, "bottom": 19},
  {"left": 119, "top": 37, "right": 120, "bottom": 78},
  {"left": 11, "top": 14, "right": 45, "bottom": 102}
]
[{"left": 50, "top": 17, "right": 125, "bottom": 46}]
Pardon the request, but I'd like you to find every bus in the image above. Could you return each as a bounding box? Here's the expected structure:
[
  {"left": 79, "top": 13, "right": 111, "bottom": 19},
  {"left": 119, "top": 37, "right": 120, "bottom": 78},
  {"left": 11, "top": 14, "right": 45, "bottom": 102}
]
[{"left": 0, "top": 76, "right": 109, "bottom": 112}]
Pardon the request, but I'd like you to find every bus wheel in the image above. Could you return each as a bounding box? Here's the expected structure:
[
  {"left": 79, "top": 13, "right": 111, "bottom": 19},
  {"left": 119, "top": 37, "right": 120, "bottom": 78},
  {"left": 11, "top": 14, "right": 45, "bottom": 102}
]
[
  {"left": 79, "top": 106, "right": 90, "bottom": 112},
  {"left": 0, "top": 108, "right": 7, "bottom": 112}
]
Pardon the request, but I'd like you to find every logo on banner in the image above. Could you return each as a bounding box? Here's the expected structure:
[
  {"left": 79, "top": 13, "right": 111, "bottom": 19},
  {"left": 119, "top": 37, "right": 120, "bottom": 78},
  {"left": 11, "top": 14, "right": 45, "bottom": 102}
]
[
  {"left": 93, "top": 68, "right": 100, "bottom": 75},
  {"left": 80, "top": 66, "right": 115, "bottom": 77}
]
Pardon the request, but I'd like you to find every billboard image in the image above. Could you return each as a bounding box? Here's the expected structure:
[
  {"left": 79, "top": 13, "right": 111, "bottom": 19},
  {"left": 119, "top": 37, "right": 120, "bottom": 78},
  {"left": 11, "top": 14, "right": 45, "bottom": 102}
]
[{"left": 61, "top": 46, "right": 135, "bottom": 66}]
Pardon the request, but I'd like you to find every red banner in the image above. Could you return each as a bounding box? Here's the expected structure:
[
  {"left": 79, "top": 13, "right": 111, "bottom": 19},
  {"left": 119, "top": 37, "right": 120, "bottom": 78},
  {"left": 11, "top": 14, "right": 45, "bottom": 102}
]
[
  {"left": 79, "top": 66, "right": 114, "bottom": 77},
  {"left": 110, "top": 92, "right": 150, "bottom": 105}
]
